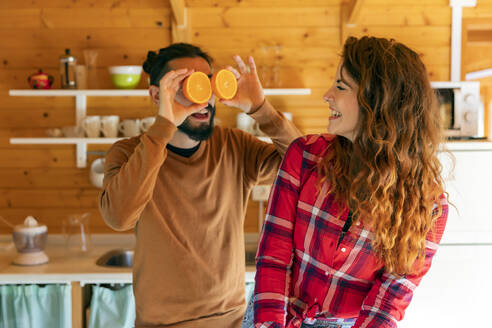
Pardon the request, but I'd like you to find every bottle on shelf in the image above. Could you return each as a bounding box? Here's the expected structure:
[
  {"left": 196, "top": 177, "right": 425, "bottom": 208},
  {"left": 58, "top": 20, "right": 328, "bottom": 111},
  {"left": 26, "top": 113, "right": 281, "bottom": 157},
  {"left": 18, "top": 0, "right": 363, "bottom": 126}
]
[{"left": 59, "top": 49, "right": 77, "bottom": 89}]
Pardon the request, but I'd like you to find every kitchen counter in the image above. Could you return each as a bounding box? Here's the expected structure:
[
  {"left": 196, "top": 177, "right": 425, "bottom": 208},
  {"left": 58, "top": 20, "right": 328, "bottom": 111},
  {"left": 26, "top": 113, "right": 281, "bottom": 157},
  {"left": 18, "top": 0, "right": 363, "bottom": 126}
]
[
  {"left": 445, "top": 140, "right": 492, "bottom": 151},
  {"left": 0, "top": 234, "right": 256, "bottom": 284}
]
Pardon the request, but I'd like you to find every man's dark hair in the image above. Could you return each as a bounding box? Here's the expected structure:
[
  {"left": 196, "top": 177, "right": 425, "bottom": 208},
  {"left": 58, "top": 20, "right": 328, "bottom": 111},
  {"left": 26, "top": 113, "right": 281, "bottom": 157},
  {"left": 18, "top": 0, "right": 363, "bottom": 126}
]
[{"left": 142, "top": 43, "right": 213, "bottom": 86}]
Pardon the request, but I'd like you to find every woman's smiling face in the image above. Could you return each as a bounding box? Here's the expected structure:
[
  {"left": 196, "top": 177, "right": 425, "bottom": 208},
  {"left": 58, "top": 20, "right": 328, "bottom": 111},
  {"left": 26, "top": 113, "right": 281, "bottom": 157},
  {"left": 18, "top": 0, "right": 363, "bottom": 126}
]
[{"left": 323, "top": 61, "right": 360, "bottom": 142}]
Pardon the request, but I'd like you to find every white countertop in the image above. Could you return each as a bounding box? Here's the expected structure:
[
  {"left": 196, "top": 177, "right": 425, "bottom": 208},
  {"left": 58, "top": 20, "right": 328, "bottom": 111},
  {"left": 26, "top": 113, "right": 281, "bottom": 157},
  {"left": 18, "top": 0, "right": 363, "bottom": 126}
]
[
  {"left": 445, "top": 140, "right": 492, "bottom": 151},
  {"left": 0, "top": 234, "right": 256, "bottom": 284}
]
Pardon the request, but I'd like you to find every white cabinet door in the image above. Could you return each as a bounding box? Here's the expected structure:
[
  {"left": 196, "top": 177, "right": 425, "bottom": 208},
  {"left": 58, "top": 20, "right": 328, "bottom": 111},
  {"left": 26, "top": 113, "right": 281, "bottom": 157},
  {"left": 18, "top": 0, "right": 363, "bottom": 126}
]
[
  {"left": 439, "top": 150, "right": 492, "bottom": 243},
  {"left": 400, "top": 245, "right": 492, "bottom": 328}
]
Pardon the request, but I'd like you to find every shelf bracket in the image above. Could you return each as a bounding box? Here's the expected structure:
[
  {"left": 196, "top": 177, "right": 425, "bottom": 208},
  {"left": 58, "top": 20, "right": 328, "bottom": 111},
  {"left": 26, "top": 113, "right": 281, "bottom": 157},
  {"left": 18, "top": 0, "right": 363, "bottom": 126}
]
[
  {"left": 75, "top": 95, "right": 87, "bottom": 126},
  {"left": 76, "top": 142, "right": 87, "bottom": 168},
  {"left": 449, "top": 0, "right": 477, "bottom": 81}
]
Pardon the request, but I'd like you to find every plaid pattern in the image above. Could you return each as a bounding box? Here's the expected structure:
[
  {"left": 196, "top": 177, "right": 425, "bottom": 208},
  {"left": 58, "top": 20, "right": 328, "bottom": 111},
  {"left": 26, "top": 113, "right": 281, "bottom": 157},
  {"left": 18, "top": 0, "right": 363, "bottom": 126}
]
[{"left": 253, "top": 135, "right": 448, "bottom": 328}]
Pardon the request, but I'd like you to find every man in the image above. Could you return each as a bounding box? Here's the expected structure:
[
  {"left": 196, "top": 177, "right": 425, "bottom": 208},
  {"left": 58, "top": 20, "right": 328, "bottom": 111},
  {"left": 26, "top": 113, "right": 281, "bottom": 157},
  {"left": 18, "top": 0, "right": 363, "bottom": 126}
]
[{"left": 98, "top": 43, "right": 301, "bottom": 328}]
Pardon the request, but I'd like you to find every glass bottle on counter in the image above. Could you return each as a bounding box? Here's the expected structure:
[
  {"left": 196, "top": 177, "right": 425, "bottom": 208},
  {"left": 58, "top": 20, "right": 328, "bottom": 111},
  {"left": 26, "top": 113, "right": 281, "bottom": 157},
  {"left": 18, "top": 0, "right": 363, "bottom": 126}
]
[{"left": 59, "top": 48, "right": 77, "bottom": 89}]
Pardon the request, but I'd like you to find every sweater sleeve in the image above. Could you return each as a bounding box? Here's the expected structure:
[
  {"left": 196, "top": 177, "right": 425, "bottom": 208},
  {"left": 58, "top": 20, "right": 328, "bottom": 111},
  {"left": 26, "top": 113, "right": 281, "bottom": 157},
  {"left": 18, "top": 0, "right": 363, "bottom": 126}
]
[
  {"left": 353, "top": 195, "right": 449, "bottom": 328},
  {"left": 98, "top": 116, "right": 177, "bottom": 231},
  {"left": 254, "top": 137, "right": 305, "bottom": 327},
  {"left": 243, "top": 100, "right": 302, "bottom": 186}
]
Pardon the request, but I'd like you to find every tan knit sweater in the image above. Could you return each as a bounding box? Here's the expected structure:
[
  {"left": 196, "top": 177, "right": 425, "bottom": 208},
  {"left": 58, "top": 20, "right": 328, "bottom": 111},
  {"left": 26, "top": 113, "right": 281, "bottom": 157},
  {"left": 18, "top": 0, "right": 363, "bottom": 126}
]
[{"left": 99, "top": 101, "right": 301, "bottom": 327}]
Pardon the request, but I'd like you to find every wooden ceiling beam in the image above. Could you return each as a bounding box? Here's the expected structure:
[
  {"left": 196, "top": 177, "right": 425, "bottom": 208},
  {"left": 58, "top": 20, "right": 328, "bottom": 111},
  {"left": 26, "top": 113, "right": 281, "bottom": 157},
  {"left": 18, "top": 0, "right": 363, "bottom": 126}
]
[
  {"left": 170, "top": 0, "right": 186, "bottom": 27},
  {"left": 346, "top": 0, "right": 364, "bottom": 27},
  {"left": 170, "top": 0, "right": 190, "bottom": 43},
  {"left": 340, "top": 0, "right": 365, "bottom": 45}
]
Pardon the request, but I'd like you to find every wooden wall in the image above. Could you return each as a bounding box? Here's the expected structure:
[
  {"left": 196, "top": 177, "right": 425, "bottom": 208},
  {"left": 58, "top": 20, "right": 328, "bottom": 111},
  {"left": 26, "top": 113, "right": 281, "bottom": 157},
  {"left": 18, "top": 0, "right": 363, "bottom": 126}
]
[{"left": 0, "top": 0, "right": 486, "bottom": 235}]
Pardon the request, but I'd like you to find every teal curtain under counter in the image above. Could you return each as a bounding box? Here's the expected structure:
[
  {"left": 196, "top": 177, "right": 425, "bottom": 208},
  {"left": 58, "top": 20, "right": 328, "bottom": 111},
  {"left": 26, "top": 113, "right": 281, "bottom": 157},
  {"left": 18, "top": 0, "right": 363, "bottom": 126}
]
[
  {"left": 88, "top": 284, "right": 135, "bottom": 328},
  {"left": 0, "top": 284, "right": 71, "bottom": 328},
  {"left": 88, "top": 282, "right": 255, "bottom": 328}
]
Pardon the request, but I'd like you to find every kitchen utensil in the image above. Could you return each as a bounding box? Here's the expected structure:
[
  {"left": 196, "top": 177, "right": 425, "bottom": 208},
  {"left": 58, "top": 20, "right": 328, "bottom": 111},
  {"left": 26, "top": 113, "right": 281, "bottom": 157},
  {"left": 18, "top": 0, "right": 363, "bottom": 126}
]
[
  {"left": 27, "top": 69, "right": 54, "bottom": 89},
  {"left": 90, "top": 158, "right": 105, "bottom": 188},
  {"left": 108, "top": 65, "right": 142, "bottom": 89},
  {"left": 12, "top": 216, "right": 49, "bottom": 266},
  {"left": 63, "top": 213, "right": 91, "bottom": 254},
  {"left": 60, "top": 48, "right": 77, "bottom": 89}
]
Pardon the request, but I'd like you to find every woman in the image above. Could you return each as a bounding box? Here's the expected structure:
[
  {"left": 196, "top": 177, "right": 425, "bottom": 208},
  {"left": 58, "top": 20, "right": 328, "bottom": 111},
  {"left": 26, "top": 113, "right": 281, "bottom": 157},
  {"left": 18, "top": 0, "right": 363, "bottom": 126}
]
[{"left": 243, "top": 36, "right": 449, "bottom": 328}]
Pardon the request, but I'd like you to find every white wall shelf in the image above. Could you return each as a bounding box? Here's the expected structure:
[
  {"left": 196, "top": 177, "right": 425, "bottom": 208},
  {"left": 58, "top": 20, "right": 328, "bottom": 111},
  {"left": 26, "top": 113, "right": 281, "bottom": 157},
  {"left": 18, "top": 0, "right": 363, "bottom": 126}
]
[
  {"left": 9, "top": 88, "right": 311, "bottom": 125},
  {"left": 8, "top": 88, "right": 311, "bottom": 168},
  {"left": 10, "top": 138, "right": 125, "bottom": 169}
]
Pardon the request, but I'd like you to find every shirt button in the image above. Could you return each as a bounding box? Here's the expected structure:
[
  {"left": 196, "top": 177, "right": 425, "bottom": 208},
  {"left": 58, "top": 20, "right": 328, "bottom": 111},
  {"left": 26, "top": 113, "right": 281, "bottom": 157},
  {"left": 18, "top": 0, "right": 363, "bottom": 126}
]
[{"left": 341, "top": 247, "right": 346, "bottom": 252}]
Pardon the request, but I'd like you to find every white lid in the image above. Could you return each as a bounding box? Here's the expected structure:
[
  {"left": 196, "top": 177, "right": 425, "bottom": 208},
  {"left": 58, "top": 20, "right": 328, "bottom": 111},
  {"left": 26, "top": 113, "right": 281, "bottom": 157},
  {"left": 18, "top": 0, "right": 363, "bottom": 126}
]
[{"left": 14, "top": 216, "right": 47, "bottom": 234}]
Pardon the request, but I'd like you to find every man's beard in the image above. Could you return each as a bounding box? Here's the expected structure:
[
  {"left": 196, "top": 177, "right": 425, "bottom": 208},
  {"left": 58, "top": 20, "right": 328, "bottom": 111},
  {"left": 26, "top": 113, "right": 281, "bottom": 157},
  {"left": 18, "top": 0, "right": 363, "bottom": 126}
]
[{"left": 177, "top": 104, "right": 216, "bottom": 141}]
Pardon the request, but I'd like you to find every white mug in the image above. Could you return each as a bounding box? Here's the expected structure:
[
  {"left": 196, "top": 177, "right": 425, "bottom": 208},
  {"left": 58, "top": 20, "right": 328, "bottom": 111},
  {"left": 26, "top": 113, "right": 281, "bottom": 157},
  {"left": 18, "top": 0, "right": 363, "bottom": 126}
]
[
  {"left": 101, "top": 115, "right": 120, "bottom": 138},
  {"left": 119, "top": 119, "right": 141, "bottom": 137},
  {"left": 90, "top": 158, "right": 105, "bottom": 188},
  {"left": 81, "top": 116, "right": 101, "bottom": 138},
  {"left": 140, "top": 116, "right": 156, "bottom": 133}
]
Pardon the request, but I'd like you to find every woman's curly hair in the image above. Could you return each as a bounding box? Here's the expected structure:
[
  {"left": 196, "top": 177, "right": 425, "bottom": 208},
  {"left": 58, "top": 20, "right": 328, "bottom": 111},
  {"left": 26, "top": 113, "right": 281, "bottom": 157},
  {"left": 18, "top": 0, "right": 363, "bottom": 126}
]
[{"left": 319, "top": 36, "right": 447, "bottom": 275}]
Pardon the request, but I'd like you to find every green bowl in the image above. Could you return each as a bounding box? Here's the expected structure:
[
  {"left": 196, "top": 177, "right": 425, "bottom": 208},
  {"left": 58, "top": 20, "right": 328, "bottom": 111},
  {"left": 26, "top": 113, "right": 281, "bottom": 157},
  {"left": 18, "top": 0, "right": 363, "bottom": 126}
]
[
  {"left": 108, "top": 65, "right": 142, "bottom": 89},
  {"left": 110, "top": 73, "right": 141, "bottom": 89}
]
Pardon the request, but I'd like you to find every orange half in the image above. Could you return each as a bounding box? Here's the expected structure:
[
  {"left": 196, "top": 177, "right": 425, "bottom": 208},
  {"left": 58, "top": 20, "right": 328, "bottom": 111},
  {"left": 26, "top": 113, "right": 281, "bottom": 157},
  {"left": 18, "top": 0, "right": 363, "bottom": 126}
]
[
  {"left": 182, "top": 71, "right": 212, "bottom": 104},
  {"left": 211, "top": 69, "right": 238, "bottom": 100}
]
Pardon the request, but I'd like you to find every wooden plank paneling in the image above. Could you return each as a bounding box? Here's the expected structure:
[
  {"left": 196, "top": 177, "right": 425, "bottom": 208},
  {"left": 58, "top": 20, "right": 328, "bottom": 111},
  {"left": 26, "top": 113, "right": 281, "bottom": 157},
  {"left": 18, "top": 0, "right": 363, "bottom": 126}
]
[
  {"left": 0, "top": 0, "right": 170, "bottom": 9},
  {"left": 0, "top": 29, "right": 171, "bottom": 49},
  {"left": 192, "top": 27, "right": 340, "bottom": 49},
  {"left": 356, "top": 6, "right": 450, "bottom": 26},
  {"left": 0, "top": 148, "right": 76, "bottom": 168},
  {"left": 0, "top": 189, "right": 99, "bottom": 208},
  {"left": 0, "top": 8, "right": 171, "bottom": 29},
  {"left": 0, "top": 168, "right": 93, "bottom": 188},
  {"left": 463, "top": 44, "right": 492, "bottom": 73},
  {"left": 186, "top": 0, "right": 341, "bottom": 7},
  {"left": 0, "top": 48, "right": 149, "bottom": 69},
  {"left": 211, "top": 45, "right": 449, "bottom": 69},
  {"left": 345, "top": 26, "right": 450, "bottom": 47},
  {"left": 190, "top": 7, "right": 340, "bottom": 28}
]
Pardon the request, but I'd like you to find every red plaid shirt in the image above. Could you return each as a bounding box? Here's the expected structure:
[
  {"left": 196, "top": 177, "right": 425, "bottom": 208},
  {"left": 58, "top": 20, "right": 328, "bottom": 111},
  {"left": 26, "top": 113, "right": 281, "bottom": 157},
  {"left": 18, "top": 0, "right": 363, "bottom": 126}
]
[{"left": 253, "top": 135, "right": 448, "bottom": 328}]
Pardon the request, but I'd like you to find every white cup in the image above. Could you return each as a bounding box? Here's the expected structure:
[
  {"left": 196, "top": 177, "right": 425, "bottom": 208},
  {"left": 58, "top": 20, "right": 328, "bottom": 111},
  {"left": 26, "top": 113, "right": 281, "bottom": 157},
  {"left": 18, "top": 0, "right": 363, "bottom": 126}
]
[
  {"left": 81, "top": 116, "right": 101, "bottom": 138},
  {"left": 119, "top": 119, "right": 141, "bottom": 137},
  {"left": 101, "top": 115, "right": 120, "bottom": 138},
  {"left": 140, "top": 116, "right": 156, "bottom": 133},
  {"left": 62, "top": 125, "right": 83, "bottom": 138},
  {"left": 90, "top": 158, "right": 105, "bottom": 188}
]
